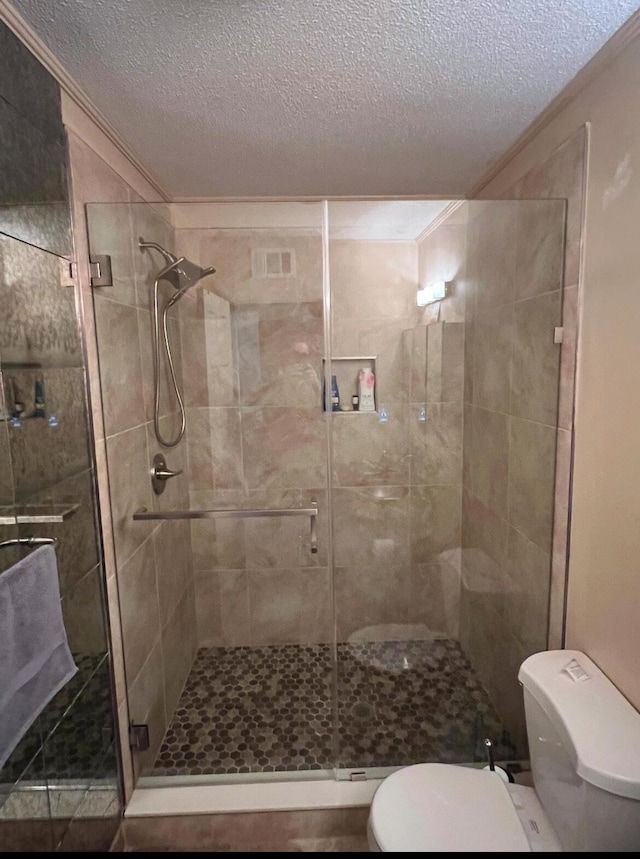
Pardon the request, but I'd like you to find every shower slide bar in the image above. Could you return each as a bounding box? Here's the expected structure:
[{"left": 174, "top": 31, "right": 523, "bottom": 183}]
[{"left": 133, "top": 505, "right": 319, "bottom": 554}]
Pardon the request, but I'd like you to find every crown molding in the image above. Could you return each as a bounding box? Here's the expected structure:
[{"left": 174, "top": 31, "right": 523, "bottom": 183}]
[
  {"left": 414, "top": 201, "right": 466, "bottom": 243},
  {"left": 467, "top": 9, "right": 640, "bottom": 198},
  {"left": 171, "top": 194, "right": 462, "bottom": 203},
  {"left": 0, "top": 0, "right": 170, "bottom": 202}
]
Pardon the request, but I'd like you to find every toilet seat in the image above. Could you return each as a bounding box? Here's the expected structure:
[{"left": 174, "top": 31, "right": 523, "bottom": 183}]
[{"left": 368, "top": 763, "right": 532, "bottom": 852}]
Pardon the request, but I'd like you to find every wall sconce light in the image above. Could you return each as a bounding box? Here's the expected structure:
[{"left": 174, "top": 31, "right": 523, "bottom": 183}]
[{"left": 416, "top": 280, "right": 450, "bottom": 307}]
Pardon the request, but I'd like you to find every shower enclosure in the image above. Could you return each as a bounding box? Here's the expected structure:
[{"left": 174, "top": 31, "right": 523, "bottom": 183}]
[{"left": 86, "top": 197, "right": 566, "bottom": 787}]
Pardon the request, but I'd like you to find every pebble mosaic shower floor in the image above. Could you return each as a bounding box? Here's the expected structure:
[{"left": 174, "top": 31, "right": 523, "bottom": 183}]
[{"left": 152, "top": 639, "right": 516, "bottom": 777}]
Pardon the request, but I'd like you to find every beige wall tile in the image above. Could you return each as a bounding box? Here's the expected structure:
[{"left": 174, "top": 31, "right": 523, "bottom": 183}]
[
  {"left": 127, "top": 638, "right": 166, "bottom": 778},
  {"left": 410, "top": 484, "right": 461, "bottom": 564},
  {"left": 511, "top": 290, "right": 563, "bottom": 424},
  {"left": 334, "top": 563, "right": 411, "bottom": 641},
  {"left": 333, "top": 485, "right": 409, "bottom": 568},
  {"left": 186, "top": 406, "right": 244, "bottom": 491},
  {"left": 504, "top": 526, "right": 551, "bottom": 654},
  {"left": 472, "top": 304, "right": 514, "bottom": 413},
  {"left": 117, "top": 534, "right": 161, "bottom": 682},
  {"left": 192, "top": 515, "right": 246, "bottom": 571},
  {"left": 331, "top": 407, "right": 410, "bottom": 486},
  {"left": 469, "top": 406, "right": 509, "bottom": 516},
  {"left": 153, "top": 520, "right": 192, "bottom": 626},
  {"left": 329, "top": 240, "right": 417, "bottom": 320},
  {"left": 248, "top": 567, "right": 312, "bottom": 645},
  {"left": 508, "top": 417, "right": 556, "bottom": 552},
  {"left": 236, "top": 301, "right": 323, "bottom": 408},
  {"left": 558, "top": 284, "right": 578, "bottom": 431},
  {"left": 94, "top": 298, "right": 146, "bottom": 435},
  {"left": 410, "top": 402, "right": 463, "bottom": 486},
  {"left": 195, "top": 569, "right": 250, "bottom": 647},
  {"left": 161, "top": 589, "right": 197, "bottom": 719},
  {"left": 242, "top": 407, "right": 327, "bottom": 490},
  {"left": 514, "top": 200, "right": 565, "bottom": 300},
  {"left": 105, "top": 423, "right": 154, "bottom": 568},
  {"left": 409, "top": 558, "right": 461, "bottom": 638}
]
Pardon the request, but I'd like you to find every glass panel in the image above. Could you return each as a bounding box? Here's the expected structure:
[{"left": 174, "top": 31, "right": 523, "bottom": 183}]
[
  {"left": 0, "top": 230, "right": 120, "bottom": 845},
  {"left": 328, "top": 199, "right": 566, "bottom": 777},
  {"left": 87, "top": 201, "right": 332, "bottom": 784}
]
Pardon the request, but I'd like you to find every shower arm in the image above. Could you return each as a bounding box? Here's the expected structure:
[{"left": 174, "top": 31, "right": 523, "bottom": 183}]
[{"left": 139, "top": 240, "right": 177, "bottom": 267}]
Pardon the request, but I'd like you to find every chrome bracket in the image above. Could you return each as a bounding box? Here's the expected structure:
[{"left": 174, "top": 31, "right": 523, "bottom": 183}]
[
  {"left": 89, "top": 254, "right": 113, "bottom": 287},
  {"left": 129, "top": 722, "right": 150, "bottom": 752}
]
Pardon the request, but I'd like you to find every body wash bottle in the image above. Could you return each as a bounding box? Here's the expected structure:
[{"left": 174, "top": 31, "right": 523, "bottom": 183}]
[{"left": 358, "top": 367, "right": 376, "bottom": 411}]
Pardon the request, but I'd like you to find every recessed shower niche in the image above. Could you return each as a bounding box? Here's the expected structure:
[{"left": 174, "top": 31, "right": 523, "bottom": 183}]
[
  {"left": 85, "top": 197, "right": 566, "bottom": 788},
  {"left": 322, "top": 356, "right": 377, "bottom": 413}
]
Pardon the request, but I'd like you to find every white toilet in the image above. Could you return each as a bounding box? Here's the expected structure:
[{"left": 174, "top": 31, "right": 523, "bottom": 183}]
[{"left": 368, "top": 649, "right": 640, "bottom": 852}]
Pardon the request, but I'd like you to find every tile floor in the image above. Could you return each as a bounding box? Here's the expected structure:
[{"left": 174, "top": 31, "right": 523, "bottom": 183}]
[{"left": 152, "top": 639, "right": 516, "bottom": 777}]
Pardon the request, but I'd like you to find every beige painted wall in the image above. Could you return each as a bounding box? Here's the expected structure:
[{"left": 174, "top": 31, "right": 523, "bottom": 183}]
[{"left": 477, "top": 33, "right": 640, "bottom": 710}]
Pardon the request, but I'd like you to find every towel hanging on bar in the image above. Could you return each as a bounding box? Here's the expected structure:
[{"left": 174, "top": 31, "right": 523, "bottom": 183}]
[{"left": 0, "top": 544, "right": 77, "bottom": 769}]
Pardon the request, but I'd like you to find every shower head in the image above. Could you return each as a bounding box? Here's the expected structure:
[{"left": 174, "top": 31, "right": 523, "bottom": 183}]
[
  {"left": 139, "top": 237, "right": 215, "bottom": 299},
  {"left": 157, "top": 257, "right": 216, "bottom": 301}
]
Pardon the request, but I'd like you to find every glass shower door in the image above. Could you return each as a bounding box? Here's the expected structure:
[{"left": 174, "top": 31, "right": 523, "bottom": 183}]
[
  {"left": 87, "top": 200, "right": 336, "bottom": 782},
  {"left": 327, "top": 199, "right": 567, "bottom": 777},
  {"left": 0, "top": 230, "right": 119, "bottom": 847}
]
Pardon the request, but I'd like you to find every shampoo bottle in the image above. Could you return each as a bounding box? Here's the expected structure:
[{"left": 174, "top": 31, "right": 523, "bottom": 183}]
[
  {"left": 358, "top": 367, "right": 375, "bottom": 411},
  {"left": 330, "top": 375, "right": 340, "bottom": 411}
]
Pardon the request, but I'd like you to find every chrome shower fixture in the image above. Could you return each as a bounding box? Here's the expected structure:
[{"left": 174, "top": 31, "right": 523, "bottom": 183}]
[
  {"left": 139, "top": 239, "right": 215, "bottom": 298},
  {"left": 139, "top": 237, "right": 216, "bottom": 447}
]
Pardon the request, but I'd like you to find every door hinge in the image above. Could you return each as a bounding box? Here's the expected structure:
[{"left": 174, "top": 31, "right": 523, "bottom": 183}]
[
  {"left": 89, "top": 254, "right": 113, "bottom": 287},
  {"left": 60, "top": 259, "right": 76, "bottom": 287},
  {"left": 553, "top": 326, "right": 564, "bottom": 344},
  {"left": 129, "top": 722, "right": 150, "bottom": 752}
]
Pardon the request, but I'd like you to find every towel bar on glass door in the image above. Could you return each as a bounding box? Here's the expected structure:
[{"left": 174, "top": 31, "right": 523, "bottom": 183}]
[
  {"left": 0, "top": 536, "right": 58, "bottom": 550},
  {"left": 133, "top": 505, "right": 319, "bottom": 554}
]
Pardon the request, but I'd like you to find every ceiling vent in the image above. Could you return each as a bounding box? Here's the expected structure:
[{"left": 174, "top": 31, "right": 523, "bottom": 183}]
[{"left": 251, "top": 248, "right": 296, "bottom": 278}]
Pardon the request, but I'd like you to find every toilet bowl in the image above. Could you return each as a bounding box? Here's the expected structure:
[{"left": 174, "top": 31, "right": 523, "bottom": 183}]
[{"left": 367, "top": 650, "right": 640, "bottom": 852}]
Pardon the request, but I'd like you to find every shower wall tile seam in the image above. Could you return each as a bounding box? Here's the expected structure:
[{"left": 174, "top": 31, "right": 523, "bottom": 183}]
[
  {"left": 464, "top": 477, "right": 554, "bottom": 558},
  {"left": 468, "top": 404, "right": 560, "bottom": 433},
  {"left": 472, "top": 284, "right": 564, "bottom": 312},
  {"left": 104, "top": 418, "right": 153, "bottom": 443}
]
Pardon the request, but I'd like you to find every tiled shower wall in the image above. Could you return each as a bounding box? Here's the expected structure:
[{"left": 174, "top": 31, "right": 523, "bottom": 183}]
[
  {"left": 176, "top": 229, "right": 331, "bottom": 647},
  {"left": 464, "top": 128, "right": 586, "bottom": 749},
  {"left": 329, "top": 237, "right": 465, "bottom": 643},
  {"left": 68, "top": 143, "right": 198, "bottom": 781},
  {"left": 460, "top": 199, "right": 565, "bottom": 751},
  {"left": 175, "top": 225, "right": 468, "bottom": 647}
]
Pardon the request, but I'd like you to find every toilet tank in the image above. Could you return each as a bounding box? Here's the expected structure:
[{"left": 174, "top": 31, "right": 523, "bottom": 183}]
[{"left": 519, "top": 650, "right": 640, "bottom": 852}]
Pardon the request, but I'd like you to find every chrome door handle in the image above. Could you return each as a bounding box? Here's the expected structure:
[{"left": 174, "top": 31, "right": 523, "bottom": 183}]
[{"left": 151, "top": 453, "right": 183, "bottom": 495}]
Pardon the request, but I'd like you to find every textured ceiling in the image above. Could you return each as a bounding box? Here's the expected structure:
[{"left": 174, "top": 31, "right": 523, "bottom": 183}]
[{"left": 11, "top": 0, "right": 640, "bottom": 198}]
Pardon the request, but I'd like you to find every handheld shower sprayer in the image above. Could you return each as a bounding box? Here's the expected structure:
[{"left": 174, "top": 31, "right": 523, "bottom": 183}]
[{"left": 139, "top": 238, "right": 216, "bottom": 447}]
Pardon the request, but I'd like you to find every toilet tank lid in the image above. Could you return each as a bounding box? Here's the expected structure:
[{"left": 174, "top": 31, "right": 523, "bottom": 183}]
[{"left": 519, "top": 650, "right": 640, "bottom": 800}]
